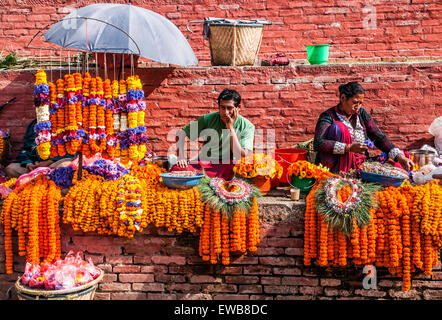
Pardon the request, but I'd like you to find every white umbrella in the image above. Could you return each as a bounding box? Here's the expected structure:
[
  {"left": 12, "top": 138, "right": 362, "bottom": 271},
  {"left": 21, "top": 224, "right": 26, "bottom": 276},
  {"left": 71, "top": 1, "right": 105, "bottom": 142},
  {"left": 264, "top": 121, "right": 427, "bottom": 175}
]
[{"left": 42, "top": 3, "right": 198, "bottom": 66}]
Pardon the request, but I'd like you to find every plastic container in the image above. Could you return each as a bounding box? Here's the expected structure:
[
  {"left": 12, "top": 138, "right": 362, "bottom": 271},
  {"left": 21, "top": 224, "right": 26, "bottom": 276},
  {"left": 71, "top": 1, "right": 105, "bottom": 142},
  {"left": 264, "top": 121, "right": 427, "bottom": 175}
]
[
  {"left": 253, "top": 176, "right": 271, "bottom": 195},
  {"left": 275, "top": 148, "right": 308, "bottom": 184},
  {"left": 306, "top": 44, "right": 330, "bottom": 65},
  {"left": 160, "top": 172, "right": 205, "bottom": 189},
  {"left": 359, "top": 170, "right": 407, "bottom": 187}
]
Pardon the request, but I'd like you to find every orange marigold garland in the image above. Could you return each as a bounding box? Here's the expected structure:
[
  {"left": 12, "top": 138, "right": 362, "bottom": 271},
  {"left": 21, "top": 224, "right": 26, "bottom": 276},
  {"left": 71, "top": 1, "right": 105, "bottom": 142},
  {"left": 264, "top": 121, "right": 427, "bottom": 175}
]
[
  {"left": 0, "top": 175, "right": 62, "bottom": 273},
  {"left": 197, "top": 175, "right": 261, "bottom": 265},
  {"left": 305, "top": 178, "right": 442, "bottom": 291},
  {"left": 34, "top": 70, "right": 52, "bottom": 160}
]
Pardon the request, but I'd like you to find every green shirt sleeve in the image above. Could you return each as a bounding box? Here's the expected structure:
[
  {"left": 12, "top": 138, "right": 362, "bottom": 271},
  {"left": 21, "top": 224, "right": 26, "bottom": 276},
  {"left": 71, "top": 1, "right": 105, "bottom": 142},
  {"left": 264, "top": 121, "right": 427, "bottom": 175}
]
[
  {"left": 237, "top": 122, "right": 255, "bottom": 151},
  {"left": 182, "top": 115, "right": 207, "bottom": 141}
]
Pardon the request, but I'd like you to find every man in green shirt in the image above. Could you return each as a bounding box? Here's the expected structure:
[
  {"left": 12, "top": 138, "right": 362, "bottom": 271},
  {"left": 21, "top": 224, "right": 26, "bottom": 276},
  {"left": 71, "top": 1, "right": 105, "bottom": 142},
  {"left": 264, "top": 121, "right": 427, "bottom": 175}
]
[
  {"left": 171, "top": 89, "right": 254, "bottom": 178},
  {"left": 5, "top": 119, "right": 76, "bottom": 178}
]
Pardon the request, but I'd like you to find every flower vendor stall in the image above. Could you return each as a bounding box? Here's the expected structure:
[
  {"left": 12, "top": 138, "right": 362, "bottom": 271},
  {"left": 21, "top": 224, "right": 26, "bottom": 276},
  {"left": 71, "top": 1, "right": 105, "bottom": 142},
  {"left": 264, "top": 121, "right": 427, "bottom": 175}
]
[
  {"left": 0, "top": 69, "right": 264, "bottom": 298},
  {"left": 285, "top": 158, "right": 442, "bottom": 292}
]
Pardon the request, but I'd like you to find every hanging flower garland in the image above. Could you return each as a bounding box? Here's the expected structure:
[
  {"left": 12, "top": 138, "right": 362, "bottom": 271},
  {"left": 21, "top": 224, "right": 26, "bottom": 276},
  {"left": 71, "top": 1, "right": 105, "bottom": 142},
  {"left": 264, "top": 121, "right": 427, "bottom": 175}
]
[
  {"left": 103, "top": 78, "right": 116, "bottom": 159},
  {"left": 126, "top": 76, "right": 140, "bottom": 162},
  {"left": 305, "top": 179, "right": 442, "bottom": 291},
  {"left": 198, "top": 175, "right": 261, "bottom": 219},
  {"left": 118, "top": 80, "right": 129, "bottom": 165},
  {"left": 134, "top": 75, "right": 147, "bottom": 161},
  {"left": 34, "top": 69, "right": 52, "bottom": 160},
  {"left": 96, "top": 77, "right": 107, "bottom": 153},
  {"left": 0, "top": 175, "right": 62, "bottom": 274},
  {"left": 48, "top": 81, "right": 59, "bottom": 158},
  {"left": 197, "top": 175, "right": 261, "bottom": 265},
  {"left": 315, "top": 176, "right": 381, "bottom": 234}
]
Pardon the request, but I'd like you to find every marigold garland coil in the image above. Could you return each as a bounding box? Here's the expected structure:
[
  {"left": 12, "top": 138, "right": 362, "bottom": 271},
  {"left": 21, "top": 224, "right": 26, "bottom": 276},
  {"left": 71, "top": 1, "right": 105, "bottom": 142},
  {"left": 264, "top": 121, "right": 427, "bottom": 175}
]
[{"left": 305, "top": 179, "right": 442, "bottom": 291}]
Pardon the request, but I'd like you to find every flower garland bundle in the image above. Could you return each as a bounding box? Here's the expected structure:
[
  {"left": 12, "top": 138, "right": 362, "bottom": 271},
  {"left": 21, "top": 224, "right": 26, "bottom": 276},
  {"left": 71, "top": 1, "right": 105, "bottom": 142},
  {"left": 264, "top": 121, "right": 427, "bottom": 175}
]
[
  {"left": 103, "top": 79, "right": 116, "bottom": 159},
  {"left": 47, "top": 166, "right": 75, "bottom": 189},
  {"left": 48, "top": 82, "right": 59, "bottom": 158},
  {"left": 34, "top": 69, "right": 51, "bottom": 160},
  {"left": 126, "top": 76, "right": 141, "bottom": 162},
  {"left": 87, "top": 77, "right": 101, "bottom": 154},
  {"left": 55, "top": 78, "right": 67, "bottom": 157},
  {"left": 0, "top": 131, "right": 4, "bottom": 161},
  {"left": 315, "top": 176, "right": 381, "bottom": 234},
  {"left": 81, "top": 73, "right": 92, "bottom": 157},
  {"left": 118, "top": 80, "right": 129, "bottom": 165},
  {"left": 84, "top": 159, "right": 129, "bottom": 180},
  {"left": 233, "top": 153, "right": 283, "bottom": 180},
  {"left": 197, "top": 176, "right": 261, "bottom": 265},
  {"left": 95, "top": 77, "right": 107, "bottom": 153},
  {"left": 130, "top": 163, "right": 166, "bottom": 186},
  {"left": 0, "top": 175, "right": 61, "bottom": 273},
  {"left": 304, "top": 179, "right": 442, "bottom": 291},
  {"left": 115, "top": 175, "right": 144, "bottom": 236},
  {"left": 144, "top": 184, "right": 204, "bottom": 234},
  {"left": 287, "top": 160, "right": 332, "bottom": 180},
  {"left": 110, "top": 80, "right": 121, "bottom": 158},
  {"left": 63, "top": 174, "right": 108, "bottom": 234}
]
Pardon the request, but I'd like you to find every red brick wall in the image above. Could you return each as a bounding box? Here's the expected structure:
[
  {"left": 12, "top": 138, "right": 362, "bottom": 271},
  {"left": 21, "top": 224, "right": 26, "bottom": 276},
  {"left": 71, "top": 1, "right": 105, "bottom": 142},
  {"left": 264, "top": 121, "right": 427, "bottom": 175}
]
[
  {"left": 1, "top": 214, "right": 441, "bottom": 300},
  {"left": 0, "top": 62, "right": 440, "bottom": 162},
  {"left": 0, "top": 0, "right": 441, "bottom": 65}
]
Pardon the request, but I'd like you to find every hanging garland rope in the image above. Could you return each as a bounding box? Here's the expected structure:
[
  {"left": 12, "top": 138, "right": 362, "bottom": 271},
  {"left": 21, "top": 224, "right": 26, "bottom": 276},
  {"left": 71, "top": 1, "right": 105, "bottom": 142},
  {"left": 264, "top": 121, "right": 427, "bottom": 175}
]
[{"left": 315, "top": 176, "right": 381, "bottom": 234}]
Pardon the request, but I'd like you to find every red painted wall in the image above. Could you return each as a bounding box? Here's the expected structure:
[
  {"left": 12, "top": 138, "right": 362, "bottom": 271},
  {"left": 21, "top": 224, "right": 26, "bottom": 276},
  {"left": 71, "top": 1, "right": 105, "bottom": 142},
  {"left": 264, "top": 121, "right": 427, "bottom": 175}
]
[
  {"left": 0, "top": 62, "right": 440, "bottom": 162},
  {"left": 0, "top": 0, "right": 441, "bottom": 65}
]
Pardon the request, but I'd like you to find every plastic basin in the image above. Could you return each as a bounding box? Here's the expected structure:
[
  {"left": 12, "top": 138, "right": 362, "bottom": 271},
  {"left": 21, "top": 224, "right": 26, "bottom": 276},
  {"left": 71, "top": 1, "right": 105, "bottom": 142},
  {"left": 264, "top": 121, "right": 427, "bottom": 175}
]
[{"left": 275, "top": 148, "right": 307, "bottom": 184}]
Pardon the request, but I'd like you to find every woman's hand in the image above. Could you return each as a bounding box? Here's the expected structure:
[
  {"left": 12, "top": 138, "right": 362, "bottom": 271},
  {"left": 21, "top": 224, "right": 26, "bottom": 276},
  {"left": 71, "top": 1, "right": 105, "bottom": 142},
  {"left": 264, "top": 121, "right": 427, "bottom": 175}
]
[
  {"left": 347, "top": 143, "right": 368, "bottom": 154},
  {"left": 397, "top": 154, "right": 414, "bottom": 171}
]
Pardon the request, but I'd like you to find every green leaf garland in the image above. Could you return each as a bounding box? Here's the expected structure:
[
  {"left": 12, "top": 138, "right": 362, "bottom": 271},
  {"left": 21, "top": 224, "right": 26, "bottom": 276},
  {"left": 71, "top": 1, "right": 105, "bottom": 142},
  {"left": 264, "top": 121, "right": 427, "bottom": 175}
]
[
  {"left": 315, "top": 176, "right": 381, "bottom": 235},
  {"left": 197, "top": 175, "right": 261, "bottom": 219}
]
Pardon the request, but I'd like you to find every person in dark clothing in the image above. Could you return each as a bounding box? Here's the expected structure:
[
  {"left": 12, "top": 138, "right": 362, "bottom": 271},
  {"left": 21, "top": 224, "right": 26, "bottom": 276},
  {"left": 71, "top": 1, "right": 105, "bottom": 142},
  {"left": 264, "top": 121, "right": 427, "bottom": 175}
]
[
  {"left": 5, "top": 119, "right": 76, "bottom": 178},
  {"left": 314, "top": 82, "right": 414, "bottom": 174}
]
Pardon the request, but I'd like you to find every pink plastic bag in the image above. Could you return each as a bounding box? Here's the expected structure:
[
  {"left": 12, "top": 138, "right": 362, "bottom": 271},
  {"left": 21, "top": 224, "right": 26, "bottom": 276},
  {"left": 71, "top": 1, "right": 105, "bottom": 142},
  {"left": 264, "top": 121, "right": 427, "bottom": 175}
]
[{"left": 21, "top": 263, "right": 40, "bottom": 286}]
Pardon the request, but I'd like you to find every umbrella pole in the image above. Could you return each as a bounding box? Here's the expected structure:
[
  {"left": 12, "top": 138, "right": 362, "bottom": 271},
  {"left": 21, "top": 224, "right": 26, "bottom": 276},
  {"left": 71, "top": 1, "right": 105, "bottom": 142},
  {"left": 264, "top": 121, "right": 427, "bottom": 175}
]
[{"left": 118, "top": 54, "right": 123, "bottom": 81}]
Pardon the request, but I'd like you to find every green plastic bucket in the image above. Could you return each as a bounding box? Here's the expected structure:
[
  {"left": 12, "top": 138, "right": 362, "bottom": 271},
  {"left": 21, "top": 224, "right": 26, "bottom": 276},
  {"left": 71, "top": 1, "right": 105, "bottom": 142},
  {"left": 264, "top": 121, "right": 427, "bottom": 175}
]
[
  {"left": 306, "top": 44, "right": 330, "bottom": 65},
  {"left": 291, "top": 175, "right": 316, "bottom": 194}
]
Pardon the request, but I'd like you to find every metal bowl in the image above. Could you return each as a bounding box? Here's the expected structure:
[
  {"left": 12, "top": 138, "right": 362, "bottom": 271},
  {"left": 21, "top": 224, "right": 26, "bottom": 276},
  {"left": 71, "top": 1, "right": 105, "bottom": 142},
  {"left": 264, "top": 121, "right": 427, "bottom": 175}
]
[
  {"left": 152, "top": 156, "right": 169, "bottom": 170},
  {"left": 409, "top": 149, "right": 436, "bottom": 169}
]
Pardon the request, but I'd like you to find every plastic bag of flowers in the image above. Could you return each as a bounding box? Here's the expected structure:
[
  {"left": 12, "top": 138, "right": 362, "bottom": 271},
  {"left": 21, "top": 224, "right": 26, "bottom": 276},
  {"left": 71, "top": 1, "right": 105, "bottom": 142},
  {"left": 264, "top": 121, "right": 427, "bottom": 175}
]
[{"left": 21, "top": 251, "right": 101, "bottom": 290}]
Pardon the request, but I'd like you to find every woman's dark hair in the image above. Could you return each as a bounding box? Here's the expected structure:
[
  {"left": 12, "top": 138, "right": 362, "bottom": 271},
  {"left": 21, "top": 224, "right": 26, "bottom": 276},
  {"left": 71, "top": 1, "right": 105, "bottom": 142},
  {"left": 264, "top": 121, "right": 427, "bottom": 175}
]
[
  {"left": 338, "top": 82, "right": 365, "bottom": 99},
  {"left": 218, "top": 88, "right": 241, "bottom": 107}
]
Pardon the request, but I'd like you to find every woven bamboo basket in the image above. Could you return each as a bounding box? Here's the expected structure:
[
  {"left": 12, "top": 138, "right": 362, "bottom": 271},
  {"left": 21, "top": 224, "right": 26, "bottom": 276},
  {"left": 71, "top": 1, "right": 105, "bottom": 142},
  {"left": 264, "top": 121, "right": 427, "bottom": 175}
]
[
  {"left": 208, "top": 23, "right": 264, "bottom": 66},
  {"left": 15, "top": 268, "right": 104, "bottom": 300}
]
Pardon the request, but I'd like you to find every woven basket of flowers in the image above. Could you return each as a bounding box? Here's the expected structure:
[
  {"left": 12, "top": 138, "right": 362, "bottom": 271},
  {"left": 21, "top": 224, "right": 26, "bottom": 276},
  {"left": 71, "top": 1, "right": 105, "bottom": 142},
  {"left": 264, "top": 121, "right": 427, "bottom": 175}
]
[{"left": 15, "top": 268, "right": 104, "bottom": 300}]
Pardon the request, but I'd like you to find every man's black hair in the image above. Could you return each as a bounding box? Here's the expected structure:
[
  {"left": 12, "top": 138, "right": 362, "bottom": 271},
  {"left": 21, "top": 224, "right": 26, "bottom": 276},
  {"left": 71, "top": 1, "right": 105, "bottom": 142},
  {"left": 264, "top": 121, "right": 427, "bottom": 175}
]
[
  {"left": 217, "top": 88, "right": 241, "bottom": 107},
  {"left": 338, "top": 82, "right": 365, "bottom": 99}
]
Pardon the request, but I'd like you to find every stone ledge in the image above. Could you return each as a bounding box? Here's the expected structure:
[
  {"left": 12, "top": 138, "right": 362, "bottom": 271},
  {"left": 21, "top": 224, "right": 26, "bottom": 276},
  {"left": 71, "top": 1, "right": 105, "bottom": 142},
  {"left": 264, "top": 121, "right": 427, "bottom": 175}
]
[{"left": 257, "top": 189, "right": 306, "bottom": 224}]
